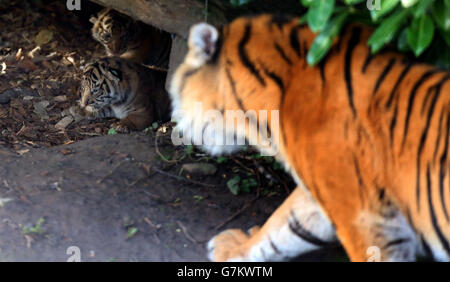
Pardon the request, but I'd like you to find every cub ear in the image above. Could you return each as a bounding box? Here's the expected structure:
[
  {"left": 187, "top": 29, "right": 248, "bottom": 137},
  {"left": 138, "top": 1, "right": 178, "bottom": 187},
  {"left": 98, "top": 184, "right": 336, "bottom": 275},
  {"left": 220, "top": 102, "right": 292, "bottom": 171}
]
[
  {"left": 89, "top": 16, "right": 98, "bottom": 24},
  {"left": 188, "top": 23, "right": 219, "bottom": 62}
]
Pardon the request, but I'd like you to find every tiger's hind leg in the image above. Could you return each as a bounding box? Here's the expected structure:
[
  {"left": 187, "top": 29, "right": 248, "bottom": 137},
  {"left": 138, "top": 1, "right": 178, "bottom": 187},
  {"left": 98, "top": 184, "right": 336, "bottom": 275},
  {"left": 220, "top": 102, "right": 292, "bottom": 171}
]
[
  {"left": 207, "top": 187, "right": 337, "bottom": 262},
  {"left": 351, "top": 207, "right": 418, "bottom": 262},
  {"left": 321, "top": 187, "right": 418, "bottom": 262}
]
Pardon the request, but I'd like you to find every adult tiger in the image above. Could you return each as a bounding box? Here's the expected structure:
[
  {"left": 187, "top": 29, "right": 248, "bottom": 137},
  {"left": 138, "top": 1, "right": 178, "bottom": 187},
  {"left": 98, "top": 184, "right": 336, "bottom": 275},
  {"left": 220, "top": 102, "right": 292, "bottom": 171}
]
[{"left": 169, "top": 14, "right": 450, "bottom": 261}]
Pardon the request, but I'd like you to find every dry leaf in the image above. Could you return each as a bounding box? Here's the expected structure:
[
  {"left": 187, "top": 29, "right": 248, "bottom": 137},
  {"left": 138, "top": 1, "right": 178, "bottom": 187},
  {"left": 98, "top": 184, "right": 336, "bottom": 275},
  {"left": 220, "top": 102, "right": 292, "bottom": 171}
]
[
  {"left": 35, "top": 29, "right": 54, "bottom": 45},
  {"left": 17, "top": 149, "right": 30, "bottom": 155}
]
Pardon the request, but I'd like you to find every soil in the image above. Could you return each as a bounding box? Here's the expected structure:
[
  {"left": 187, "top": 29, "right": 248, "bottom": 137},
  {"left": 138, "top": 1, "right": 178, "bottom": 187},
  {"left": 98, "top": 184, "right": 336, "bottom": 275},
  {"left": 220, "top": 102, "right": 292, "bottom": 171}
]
[{"left": 0, "top": 0, "right": 347, "bottom": 261}]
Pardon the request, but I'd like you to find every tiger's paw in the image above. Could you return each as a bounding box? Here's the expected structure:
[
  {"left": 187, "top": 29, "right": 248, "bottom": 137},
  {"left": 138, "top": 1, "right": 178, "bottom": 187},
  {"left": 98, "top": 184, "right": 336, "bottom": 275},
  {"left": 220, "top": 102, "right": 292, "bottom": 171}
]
[
  {"left": 112, "top": 122, "right": 131, "bottom": 134},
  {"left": 207, "top": 226, "right": 259, "bottom": 262}
]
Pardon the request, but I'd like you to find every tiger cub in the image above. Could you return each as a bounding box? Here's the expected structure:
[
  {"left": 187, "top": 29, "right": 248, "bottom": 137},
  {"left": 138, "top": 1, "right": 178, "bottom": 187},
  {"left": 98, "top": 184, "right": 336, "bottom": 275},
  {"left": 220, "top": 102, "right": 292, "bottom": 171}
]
[
  {"left": 74, "top": 57, "right": 170, "bottom": 131},
  {"left": 170, "top": 15, "right": 450, "bottom": 261},
  {"left": 90, "top": 8, "right": 172, "bottom": 69}
]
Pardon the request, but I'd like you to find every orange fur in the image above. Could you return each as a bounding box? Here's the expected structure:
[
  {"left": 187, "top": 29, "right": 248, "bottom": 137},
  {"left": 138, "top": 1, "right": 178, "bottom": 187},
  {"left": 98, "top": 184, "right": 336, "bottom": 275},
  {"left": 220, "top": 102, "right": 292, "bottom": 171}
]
[{"left": 170, "top": 15, "right": 450, "bottom": 261}]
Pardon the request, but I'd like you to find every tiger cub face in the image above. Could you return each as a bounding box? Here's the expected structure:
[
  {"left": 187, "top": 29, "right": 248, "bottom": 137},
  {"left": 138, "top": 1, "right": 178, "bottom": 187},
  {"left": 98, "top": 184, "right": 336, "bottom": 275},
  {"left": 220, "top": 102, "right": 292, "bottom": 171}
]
[
  {"left": 90, "top": 8, "right": 172, "bottom": 69},
  {"left": 90, "top": 8, "right": 138, "bottom": 56},
  {"left": 76, "top": 57, "right": 171, "bottom": 131}
]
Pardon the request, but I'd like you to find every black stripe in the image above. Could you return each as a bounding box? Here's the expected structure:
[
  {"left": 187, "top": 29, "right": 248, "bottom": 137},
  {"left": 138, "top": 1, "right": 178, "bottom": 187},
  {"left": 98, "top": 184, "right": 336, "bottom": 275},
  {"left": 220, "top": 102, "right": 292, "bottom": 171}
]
[
  {"left": 289, "top": 26, "right": 302, "bottom": 58},
  {"left": 302, "top": 39, "right": 308, "bottom": 58},
  {"left": 421, "top": 85, "right": 438, "bottom": 115},
  {"left": 362, "top": 52, "right": 374, "bottom": 73},
  {"left": 372, "top": 58, "right": 396, "bottom": 97},
  {"left": 179, "top": 68, "right": 199, "bottom": 93},
  {"left": 225, "top": 67, "right": 246, "bottom": 112},
  {"left": 402, "top": 70, "right": 441, "bottom": 148},
  {"left": 274, "top": 43, "right": 292, "bottom": 65},
  {"left": 269, "top": 236, "right": 282, "bottom": 255},
  {"left": 389, "top": 97, "right": 399, "bottom": 144},
  {"left": 420, "top": 235, "right": 433, "bottom": 258},
  {"left": 288, "top": 211, "right": 333, "bottom": 247},
  {"left": 385, "top": 62, "right": 413, "bottom": 109},
  {"left": 318, "top": 59, "right": 326, "bottom": 84},
  {"left": 238, "top": 23, "right": 266, "bottom": 86},
  {"left": 335, "top": 23, "right": 350, "bottom": 52},
  {"left": 439, "top": 113, "right": 449, "bottom": 221},
  {"left": 416, "top": 75, "right": 450, "bottom": 211},
  {"left": 263, "top": 68, "right": 285, "bottom": 94},
  {"left": 344, "top": 27, "right": 362, "bottom": 117},
  {"left": 433, "top": 110, "right": 445, "bottom": 163},
  {"left": 384, "top": 238, "right": 411, "bottom": 249},
  {"left": 426, "top": 164, "right": 450, "bottom": 256},
  {"left": 353, "top": 154, "right": 366, "bottom": 206},
  {"left": 270, "top": 14, "right": 293, "bottom": 30}
]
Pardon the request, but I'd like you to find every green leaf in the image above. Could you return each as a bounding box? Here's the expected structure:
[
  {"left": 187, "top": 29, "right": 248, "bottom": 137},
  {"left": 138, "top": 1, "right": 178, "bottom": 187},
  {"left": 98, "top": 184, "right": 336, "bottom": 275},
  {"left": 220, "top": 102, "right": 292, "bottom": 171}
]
[
  {"left": 370, "top": 0, "right": 400, "bottom": 21},
  {"left": 412, "top": 0, "right": 433, "bottom": 18},
  {"left": 343, "top": 0, "right": 364, "bottom": 4},
  {"left": 407, "top": 14, "right": 435, "bottom": 56},
  {"left": 126, "top": 227, "right": 138, "bottom": 239},
  {"left": 300, "top": 0, "right": 314, "bottom": 7},
  {"left": 227, "top": 176, "right": 241, "bottom": 195},
  {"left": 216, "top": 156, "right": 228, "bottom": 164},
  {"left": 446, "top": 0, "right": 450, "bottom": 7},
  {"left": 432, "top": 0, "right": 450, "bottom": 31},
  {"left": 273, "top": 161, "right": 283, "bottom": 171},
  {"left": 368, "top": 9, "right": 409, "bottom": 54},
  {"left": 307, "top": 12, "right": 349, "bottom": 65},
  {"left": 306, "top": 0, "right": 335, "bottom": 32},
  {"left": 401, "top": 0, "right": 419, "bottom": 8},
  {"left": 185, "top": 145, "right": 194, "bottom": 155},
  {"left": 240, "top": 178, "right": 257, "bottom": 193},
  {"left": 108, "top": 128, "right": 117, "bottom": 135},
  {"left": 397, "top": 27, "right": 410, "bottom": 51}
]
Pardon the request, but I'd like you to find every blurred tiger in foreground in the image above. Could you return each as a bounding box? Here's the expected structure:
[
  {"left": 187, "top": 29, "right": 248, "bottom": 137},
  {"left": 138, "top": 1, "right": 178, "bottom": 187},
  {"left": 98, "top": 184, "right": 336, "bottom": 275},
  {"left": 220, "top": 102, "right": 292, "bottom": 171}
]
[
  {"left": 90, "top": 8, "right": 172, "bottom": 69},
  {"left": 170, "top": 15, "right": 450, "bottom": 261},
  {"left": 73, "top": 57, "right": 170, "bottom": 131}
]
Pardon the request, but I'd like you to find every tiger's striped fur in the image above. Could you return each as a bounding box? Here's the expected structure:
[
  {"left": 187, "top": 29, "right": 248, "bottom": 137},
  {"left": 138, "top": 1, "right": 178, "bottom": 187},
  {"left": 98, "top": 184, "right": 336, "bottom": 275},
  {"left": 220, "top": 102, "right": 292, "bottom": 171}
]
[
  {"left": 77, "top": 57, "right": 170, "bottom": 131},
  {"left": 170, "top": 15, "right": 450, "bottom": 261},
  {"left": 90, "top": 8, "right": 172, "bottom": 69}
]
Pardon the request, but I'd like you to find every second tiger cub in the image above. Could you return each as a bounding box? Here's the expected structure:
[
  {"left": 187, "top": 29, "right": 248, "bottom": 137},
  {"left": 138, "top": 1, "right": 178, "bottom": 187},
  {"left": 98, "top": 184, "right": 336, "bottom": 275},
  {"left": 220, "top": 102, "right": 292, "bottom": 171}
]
[
  {"left": 90, "top": 8, "right": 172, "bottom": 69},
  {"left": 74, "top": 57, "right": 171, "bottom": 131}
]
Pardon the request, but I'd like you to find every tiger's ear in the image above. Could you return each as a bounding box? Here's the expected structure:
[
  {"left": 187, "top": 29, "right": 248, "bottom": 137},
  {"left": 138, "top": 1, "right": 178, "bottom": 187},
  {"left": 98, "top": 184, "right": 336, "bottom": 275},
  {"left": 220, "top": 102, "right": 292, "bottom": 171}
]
[
  {"left": 188, "top": 23, "right": 219, "bottom": 65},
  {"left": 89, "top": 16, "right": 98, "bottom": 24}
]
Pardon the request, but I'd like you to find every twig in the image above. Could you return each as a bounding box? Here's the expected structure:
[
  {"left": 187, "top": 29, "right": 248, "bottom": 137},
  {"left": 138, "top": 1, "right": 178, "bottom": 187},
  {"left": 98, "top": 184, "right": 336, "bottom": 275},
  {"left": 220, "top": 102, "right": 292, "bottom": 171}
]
[
  {"left": 214, "top": 196, "right": 259, "bottom": 231},
  {"left": 230, "top": 156, "right": 255, "bottom": 174},
  {"left": 176, "top": 220, "right": 207, "bottom": 244},
  {"left": 152, "top": 167, "right": 217, "bottom": 188},
  {"left": 97, "top": 161, "right": 126, "bottom": 184},
  {"left": 155, "top": 132, "right": 178, "bottom": 164}
]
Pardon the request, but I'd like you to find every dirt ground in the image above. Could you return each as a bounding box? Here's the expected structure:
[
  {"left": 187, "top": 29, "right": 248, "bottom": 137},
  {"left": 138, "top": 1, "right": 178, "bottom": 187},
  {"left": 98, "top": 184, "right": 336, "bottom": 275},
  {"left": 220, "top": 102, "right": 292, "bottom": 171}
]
[
  {"left": 0, "top": 132, "right": 347, "bottom": 262},
  {"left": 0, "top": 0, "right": 347, "bottom": 261}
]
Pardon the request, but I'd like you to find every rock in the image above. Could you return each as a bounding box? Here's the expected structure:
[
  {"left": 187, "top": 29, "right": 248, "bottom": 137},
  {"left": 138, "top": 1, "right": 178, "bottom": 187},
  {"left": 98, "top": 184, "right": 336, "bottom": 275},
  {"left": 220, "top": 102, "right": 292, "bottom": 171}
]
[
  {"left": 0, "top": 88, "right": 38, "bottom": 104},
  {"left": 55, "top": 116, "right": 74, "bottom": 130},
  {"left": 0, "top": 94, "right": 11, "bottom": 104},
  {"left": 182, "top": 163, "right": 217, "bottom": 176},
  {"left": 33, "top": 100, "right": 50, "bottom": 120},
  {"left": 54, "top": 95, "right": 67, "bottom": 102}
]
